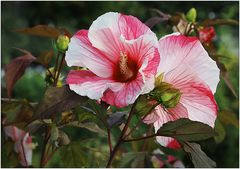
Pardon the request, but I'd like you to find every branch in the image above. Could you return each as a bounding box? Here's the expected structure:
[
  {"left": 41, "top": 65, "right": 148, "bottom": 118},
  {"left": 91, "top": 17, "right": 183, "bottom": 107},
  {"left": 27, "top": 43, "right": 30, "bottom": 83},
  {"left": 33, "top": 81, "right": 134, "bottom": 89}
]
[
  {"left": 106, "top": 97, "right": 139, "bottom": 168},
  {"left": 123, "top": 133, "right": 158, "bottom": 142}
]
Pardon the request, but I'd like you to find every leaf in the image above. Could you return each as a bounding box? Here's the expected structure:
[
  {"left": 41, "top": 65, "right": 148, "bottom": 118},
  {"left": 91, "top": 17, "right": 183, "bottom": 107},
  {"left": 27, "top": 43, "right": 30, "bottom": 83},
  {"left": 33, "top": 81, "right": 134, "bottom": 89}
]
[
  {"left": 68, "top": 121, "right": 107, "bottom": 136},
  {"left": 214, "top": 119, "right": 226, "bottom": 143},
  {"left": 57, "top": 130, "right": 71, "bottom": 146},
  {"left": 2, "top": 98, "right": 34, "bottom": 126},
  {"left": 36, "top": 50, "right": 54, "bottom": 66},
  {"left": 60, "top": 141, "right": 88, "bottom": 167},
  {"left": 145, "top": 16, "right": 165, "bottom": 28},
  {"left": 107, "top": 111, "right": 126, "bottom": 128},
  {"left": 27, "top": 85, "right": 88, "bottom": 133},
  {"left": 182, "top": 142, "right": 216, "bottom": 167},
  {"left": 31, "top": 85, "right": 88, "bottom": 120},
  {"left": 119, "top": 152, "right": 148, "bottom": 167},
  {"left": 218, "top": 111, "right": 239, "bottom": 128},
  {"left": 13, "top": 25, "right": 61, "bottom": 38},
  {"left": 5, "top": 48, "right": 36, "bottom": 98},
  {"left": 157, "top": 118, "right": 216, "bottom": 141}
]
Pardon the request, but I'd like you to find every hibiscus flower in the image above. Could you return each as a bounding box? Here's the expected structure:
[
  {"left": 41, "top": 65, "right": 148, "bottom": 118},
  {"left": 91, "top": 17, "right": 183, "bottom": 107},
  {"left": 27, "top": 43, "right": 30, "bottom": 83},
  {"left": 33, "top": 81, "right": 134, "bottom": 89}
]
[
  {"left": 4, "top": 126, "right": 36, "bottom": 167},
  {"left": 65, "top": 12, "right": 160, "bottom": 107},
  {"left": 144, "top": 33, "right": 220, "bottom": 148}
]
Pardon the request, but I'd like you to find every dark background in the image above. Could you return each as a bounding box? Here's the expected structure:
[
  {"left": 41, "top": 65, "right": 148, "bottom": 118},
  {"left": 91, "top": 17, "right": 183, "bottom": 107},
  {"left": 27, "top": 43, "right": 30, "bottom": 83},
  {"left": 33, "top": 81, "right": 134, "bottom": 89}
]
[{"left": 1, "top": 1, "right": 239, "bottom": 167}]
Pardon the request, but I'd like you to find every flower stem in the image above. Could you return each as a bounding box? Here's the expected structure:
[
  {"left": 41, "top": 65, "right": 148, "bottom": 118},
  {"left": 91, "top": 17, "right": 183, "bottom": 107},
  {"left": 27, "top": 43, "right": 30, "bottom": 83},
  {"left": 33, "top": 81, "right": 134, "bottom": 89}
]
[
  {"left": 54, "top": 53, "right": 65, "bottom": 86},
  {"left": 107, "top": 128, "right": 112, "bottom": 154},
  {"left": 106, "top": 98, "right": 139, "bottom": 167}
]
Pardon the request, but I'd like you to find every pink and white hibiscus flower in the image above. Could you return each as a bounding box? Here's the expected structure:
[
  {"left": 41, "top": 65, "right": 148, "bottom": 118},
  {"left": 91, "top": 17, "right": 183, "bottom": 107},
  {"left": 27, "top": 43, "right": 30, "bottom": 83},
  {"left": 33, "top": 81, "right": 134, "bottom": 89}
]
[
  {"left": 65, "top": 12, "right": 160, "bottom": 107},
  {"left": 4, "top": 126, "right": 36, "bottom": 167},
  {"left": 144, "top": 33, "right": 220, "bottom": 148}
]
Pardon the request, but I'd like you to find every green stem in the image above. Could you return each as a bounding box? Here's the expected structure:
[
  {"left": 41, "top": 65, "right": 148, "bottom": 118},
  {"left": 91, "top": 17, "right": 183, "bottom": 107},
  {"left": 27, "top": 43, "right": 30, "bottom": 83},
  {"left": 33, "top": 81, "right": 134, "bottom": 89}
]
[{"left": 54, "top": 53, "right": 65, "bottom": 86}]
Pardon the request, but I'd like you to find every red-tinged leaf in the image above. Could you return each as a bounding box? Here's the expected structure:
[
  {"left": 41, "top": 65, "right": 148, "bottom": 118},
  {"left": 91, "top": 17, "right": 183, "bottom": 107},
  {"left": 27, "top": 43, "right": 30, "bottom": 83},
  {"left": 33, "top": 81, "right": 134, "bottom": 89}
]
[
  {"left": 145, "top": 16, "right": 166, "bottom": 28},
  {"left": 5, "top": 49, "right": 36, "bottom": 98},
  {"left": 13, "top": 25, "right": 61, "bottom": 38},
  {"left": 36, "top": 50, "right": 54, "bottom": 66}
]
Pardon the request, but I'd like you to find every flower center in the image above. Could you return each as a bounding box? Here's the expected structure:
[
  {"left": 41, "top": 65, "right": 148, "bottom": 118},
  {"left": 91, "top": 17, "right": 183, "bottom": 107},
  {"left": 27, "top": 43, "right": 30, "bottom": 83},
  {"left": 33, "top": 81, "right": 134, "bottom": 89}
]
[{"left": 113, "top": 51, "right": 138, "bottom": 82}]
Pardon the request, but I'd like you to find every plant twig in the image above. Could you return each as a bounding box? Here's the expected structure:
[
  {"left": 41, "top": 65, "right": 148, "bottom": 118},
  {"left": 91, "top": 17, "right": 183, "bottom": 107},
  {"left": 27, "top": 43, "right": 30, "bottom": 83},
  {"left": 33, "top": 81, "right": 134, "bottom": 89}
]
[
  {"left": 107, "top": 128, "right": 113, "bottom": 154},
  {"left": 106, "top": 98, "right": 139, "bottom": 168},
  {"left": 123, "top": 133, "right": 158, "bottom": 142},
  {"left": 124, "top": 103, "right": 158, "bottom": 139},
  {"left": 53, "top": 52, "right": 60, "bottom": 84},
  {"left": 40, "top": 128, "right": 50, "bottom": 167}
]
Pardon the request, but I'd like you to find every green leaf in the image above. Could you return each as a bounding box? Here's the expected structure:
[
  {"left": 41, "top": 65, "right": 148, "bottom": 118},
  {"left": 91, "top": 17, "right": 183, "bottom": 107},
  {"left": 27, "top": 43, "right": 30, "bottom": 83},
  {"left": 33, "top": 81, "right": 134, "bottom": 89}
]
[
  {"left": 60, "top": 141, "right": 88, "bottom": 167},
  {"left": 182, "top": 142, "right": 216, "bottom": 167},
  {"left": 68, "top": 121, "right": 107, "bottom": 136},
  {"left": 214, "top": 119, "right": 226, "bottom": 143},
  {"left": 218, "top": 111, "right": 239, "bottom": 128},
  {"left": 157, "top": 118, "right": 216, "bottom": 141},
  {"left": 119, "top": 152, "right": 148, "bottom": 167},
  {"left": 5, "top": 48, "right": 36, "bottom": 98}
]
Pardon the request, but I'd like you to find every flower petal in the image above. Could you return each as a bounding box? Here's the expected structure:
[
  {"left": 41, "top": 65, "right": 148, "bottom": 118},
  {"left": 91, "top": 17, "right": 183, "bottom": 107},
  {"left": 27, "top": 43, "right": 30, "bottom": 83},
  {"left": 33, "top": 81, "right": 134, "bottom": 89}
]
[
  {"left": 158, "top": 33, "right": 219, "bottom": 93},
  {"left": 101, "top": 73, "right": 144, "bottom": 107},
  {"left": 152, "top": 103, "right": 188, "bottom": 148},
  {"left": 65, "top": 30, "right": 114, "bottom": 78},
  {"left": 118, "top": 14, "right": 154, "bottom": 40},
  {"left": 164, "top": 65, "right": 218, "bottom": 127},
  {"left": 4, "top": 126, "right": 25, "bottom": 142},
  {"left": 67, "top": 70, "right": 121, "bottom": 100},
  {"left": 88, "top": 12, "right": 122, "bottom": 62}
]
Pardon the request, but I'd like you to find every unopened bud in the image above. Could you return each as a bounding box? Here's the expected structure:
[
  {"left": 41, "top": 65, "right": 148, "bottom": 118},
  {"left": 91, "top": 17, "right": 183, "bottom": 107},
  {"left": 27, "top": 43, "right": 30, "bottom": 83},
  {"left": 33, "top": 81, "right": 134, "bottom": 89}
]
[
  {"left": 150, "top": 81, "right": 181, "bottom": 108},
  {"left": 56, "top": 35, "right": 70, "bottom": 52},
  {"left": 186, "top": 8, "right": 197, "bottom": 23}
]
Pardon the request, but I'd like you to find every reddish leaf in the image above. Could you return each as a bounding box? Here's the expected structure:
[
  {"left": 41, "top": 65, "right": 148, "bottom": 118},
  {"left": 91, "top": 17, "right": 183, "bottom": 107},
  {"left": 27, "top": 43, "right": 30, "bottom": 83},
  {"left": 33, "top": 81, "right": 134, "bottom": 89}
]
[
  {"left": 145, "top": 16, "right": 167, "bottom": 28},
  {"left": 5, "top": 49, "right": 36, "bottom": 98},
  {"left": 13, "top": 25, "right": 61, "bottom": 38},
  {"left": 36, "top": 50, "right": 54, "bottom": 66}
]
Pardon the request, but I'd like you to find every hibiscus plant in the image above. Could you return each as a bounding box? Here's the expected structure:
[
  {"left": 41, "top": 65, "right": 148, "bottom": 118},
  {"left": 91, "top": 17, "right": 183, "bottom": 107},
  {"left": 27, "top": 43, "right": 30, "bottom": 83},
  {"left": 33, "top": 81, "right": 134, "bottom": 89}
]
[{"left": 1, "top": 7, "right": 239, "bottom": 168}]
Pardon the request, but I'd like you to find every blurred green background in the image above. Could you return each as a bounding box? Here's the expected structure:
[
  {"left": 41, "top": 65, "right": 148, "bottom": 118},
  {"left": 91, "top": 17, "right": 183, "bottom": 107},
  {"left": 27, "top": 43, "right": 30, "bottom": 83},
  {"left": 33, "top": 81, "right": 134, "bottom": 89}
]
[{"left": 1, "top": 1, "right": 239, "bottom": 168}]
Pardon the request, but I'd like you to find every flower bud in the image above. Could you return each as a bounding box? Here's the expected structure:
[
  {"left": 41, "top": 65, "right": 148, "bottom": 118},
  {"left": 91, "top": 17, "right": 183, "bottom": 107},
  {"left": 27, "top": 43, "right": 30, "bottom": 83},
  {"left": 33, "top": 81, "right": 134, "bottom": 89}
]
[
  {"left": 150, "top": 82, "right": 181, "bottom": 108},
  {"left": 186, "top": 8, "right": 197, "bottom": 23},
  {"left": 163, "top": 92, "right": 181, "bottom": 108},
  {"left": 56, "top": 35, "right": 70, "bottom": 52},
  {"left": 199, "top": 26, "right": 216, "bottom": 44}
]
